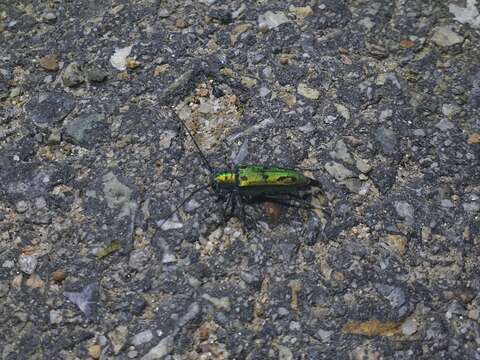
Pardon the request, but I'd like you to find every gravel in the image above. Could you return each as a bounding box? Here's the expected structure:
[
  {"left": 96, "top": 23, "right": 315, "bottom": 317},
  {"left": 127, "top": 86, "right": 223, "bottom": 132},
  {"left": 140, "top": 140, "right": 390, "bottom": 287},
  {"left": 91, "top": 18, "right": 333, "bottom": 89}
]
[{"left": 1, "top": 1, "right": 479, "bottom": 358}]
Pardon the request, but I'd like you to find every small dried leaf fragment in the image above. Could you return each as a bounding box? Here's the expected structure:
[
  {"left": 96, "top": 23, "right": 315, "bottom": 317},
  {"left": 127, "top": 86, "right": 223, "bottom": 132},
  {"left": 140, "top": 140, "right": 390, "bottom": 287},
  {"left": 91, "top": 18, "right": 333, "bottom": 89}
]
[
  {"left": 342, "top": 319, "right": 401, "bottom": 337},
  {"left": 97, "top": 241, "right": 122, "bottom": 259}
]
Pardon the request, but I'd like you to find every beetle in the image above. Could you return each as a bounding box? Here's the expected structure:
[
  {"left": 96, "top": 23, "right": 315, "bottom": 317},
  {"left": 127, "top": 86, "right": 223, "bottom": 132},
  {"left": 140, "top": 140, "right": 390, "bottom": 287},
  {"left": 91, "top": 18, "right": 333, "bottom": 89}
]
[{"left": 159, "top": 111, "right": 325, "bottom": 228}]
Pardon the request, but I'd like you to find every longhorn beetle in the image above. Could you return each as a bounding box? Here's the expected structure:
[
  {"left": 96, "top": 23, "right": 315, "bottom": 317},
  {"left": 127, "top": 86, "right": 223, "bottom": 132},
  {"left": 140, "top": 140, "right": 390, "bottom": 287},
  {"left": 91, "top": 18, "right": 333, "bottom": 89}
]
[{"left": 159, "top": 111, "right": 325, "bottom": 228}]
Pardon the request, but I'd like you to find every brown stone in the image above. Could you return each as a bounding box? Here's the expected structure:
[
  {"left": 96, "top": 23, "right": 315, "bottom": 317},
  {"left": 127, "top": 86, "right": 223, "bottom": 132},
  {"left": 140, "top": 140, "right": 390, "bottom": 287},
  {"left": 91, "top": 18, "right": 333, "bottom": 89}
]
[
  {"left": 26, "top": 273, "right": 45, "bottom": 289},
  {"left": 259, "top": 23, "right": 269, "bottom": 33},
  {"left": 52, "top": 270, "right": 66, "bottom": 283},
  {"left": 198, "top": 88, "right": 209, "bottom": 97},
  {"left": 12, "top": 274, "right": 23, "bottom": 289},
  {"left": 153, "top": 64, "right": 169, "bottom": 76},
  {"left": 279, "top": 55, "right": 289, "bottom": 65},
  {"left": 400, "top": 39, "right": 414, "bottom": 48},
  {"left": 175, "top": 18, "right": 188, "bottom": 29},
  {"left": 230, "top": 23, "right": 252, "bottom": 45},
  {"left": 227, "top": 94, "right": 237, "bottom": 105},
  {"left": 198, "top": 325, "right": 210, "bottom": 340},
  {"left": 126, "top": 58, "right": 140, "bottom": 69},
  {"left": 467, "top": 132, "right": 480, "bottom": 144},
  {"left": 263, "top": 201, "right": 281, "bottom": 221},
  {"left": 332, "top": 271, "right": 345, "bottom": 282},
  {"left": 39, "top": 54, "right": 59, "bottom": 71},
  {"left": 385, "top": 234, "right": 408, "bottom": 255},
  {"left": 88, "top": 344, "right": 101, "bottom": 359},
  {"left": 117, "top": 71, "right": 129, "bottom": 80},
  {"left": 289, "top": 5, "right": 314, "bottom": 17},
  {"left": 340, "top": 54, "right": 353, "bottom": 65}
]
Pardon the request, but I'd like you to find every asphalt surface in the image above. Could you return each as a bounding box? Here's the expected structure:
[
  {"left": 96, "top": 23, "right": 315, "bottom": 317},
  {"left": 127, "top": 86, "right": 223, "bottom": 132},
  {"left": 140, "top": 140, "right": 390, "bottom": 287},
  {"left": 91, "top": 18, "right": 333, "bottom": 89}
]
[{"left": 1, "top": 1, "right": 480, "bottom": 359}]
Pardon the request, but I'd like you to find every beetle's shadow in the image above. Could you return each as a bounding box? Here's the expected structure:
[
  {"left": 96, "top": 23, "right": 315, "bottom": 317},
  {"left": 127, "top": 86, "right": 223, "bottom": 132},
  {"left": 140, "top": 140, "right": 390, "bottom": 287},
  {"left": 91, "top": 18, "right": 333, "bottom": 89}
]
[{"left": 214, "top": 189, "right": 329, "bottom": 232}]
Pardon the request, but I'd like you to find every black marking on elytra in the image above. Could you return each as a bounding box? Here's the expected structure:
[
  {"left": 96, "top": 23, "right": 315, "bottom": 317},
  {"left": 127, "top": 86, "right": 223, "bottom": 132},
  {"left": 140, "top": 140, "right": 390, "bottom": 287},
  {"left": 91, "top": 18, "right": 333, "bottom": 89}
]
[{"left": 277, "top": 176, "right": 296, "bottom": 183}]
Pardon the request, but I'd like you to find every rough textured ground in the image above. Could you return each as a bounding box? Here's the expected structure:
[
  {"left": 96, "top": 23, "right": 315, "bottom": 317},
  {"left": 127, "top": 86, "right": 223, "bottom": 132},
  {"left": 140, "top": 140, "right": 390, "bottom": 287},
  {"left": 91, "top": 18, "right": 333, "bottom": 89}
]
[{"left": 1, "top": 0, "right": 480, "bottom": 359}]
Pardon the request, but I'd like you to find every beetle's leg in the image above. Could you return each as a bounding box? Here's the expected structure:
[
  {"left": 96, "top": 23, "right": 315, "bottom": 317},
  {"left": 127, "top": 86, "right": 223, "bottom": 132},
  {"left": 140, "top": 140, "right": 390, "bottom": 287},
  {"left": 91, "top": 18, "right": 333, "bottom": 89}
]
[
  {"left": 229, "top": 192, "right": 236, "bottom": 217},
  {"left": 221, "top": 193, "right": 234, "bottom": 225},
  {"left": 215, "top": 193, "right": 226, "bottom": 203}
]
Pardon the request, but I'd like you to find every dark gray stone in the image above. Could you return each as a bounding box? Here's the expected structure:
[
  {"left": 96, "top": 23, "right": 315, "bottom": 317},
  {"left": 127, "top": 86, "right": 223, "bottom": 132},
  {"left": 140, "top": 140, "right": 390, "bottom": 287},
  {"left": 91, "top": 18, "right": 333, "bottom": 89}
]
[
  {"left": 158, "top": 70, "right": 196, "bottom": 105},
  {"left": 62, "top": 62, "right": 84, "bottom": 87},
  {"left": 375, "top": 127, "right": 398, "bottom": 155},
  {"left": 375, "top": 283, "right": 407, "bottom": 308},
  {"left": 63, "top": 112, "right": 106, "bottom": 146},
  {"left": 84, "top": 64, "right": 108, "bottom": 82},
  {"left": 64, "top": 283, "right": 99, "bottom": 319},
  {"left": 25, "top": 93, "right": 75, "bottom": 128},
  {"left": 370, "top": 164, "right": 397, "bottom": 193}
]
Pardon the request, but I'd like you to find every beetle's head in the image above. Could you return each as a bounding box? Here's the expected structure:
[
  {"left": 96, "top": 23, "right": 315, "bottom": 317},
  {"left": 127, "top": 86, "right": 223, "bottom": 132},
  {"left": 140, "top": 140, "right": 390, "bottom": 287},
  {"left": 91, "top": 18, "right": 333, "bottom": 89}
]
[{"left": 213, "top": 171, "right": 236, "bottom": 192}]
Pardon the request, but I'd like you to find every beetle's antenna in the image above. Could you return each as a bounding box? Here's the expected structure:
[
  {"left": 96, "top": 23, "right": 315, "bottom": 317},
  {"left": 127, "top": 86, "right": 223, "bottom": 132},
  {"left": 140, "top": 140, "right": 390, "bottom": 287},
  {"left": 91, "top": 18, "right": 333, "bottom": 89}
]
[
  {"left": 158, "top": 183, "right": 212, "bottom": 229},
  {"left": 172, "top": 112, "right": 215, "bottom": 175}
]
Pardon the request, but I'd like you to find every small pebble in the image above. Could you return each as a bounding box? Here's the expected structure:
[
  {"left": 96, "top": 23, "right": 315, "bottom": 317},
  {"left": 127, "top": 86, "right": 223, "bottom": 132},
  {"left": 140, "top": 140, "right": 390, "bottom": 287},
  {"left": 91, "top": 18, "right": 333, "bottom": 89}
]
[
  {"left": 158, "top": 9, "right": 170, "bottom": 18},
  {"left": 258, "top": 10, "right": 290, "bottom": 30},
  {"left": 441, "top": 199, "right": 454, "bottom": 208},
  {"left": 9, "top": 87, "right": 21, "bottom": 98},
  {"left": 129, "top": 250, "right": 149, "bottom": 270},
  {"left": 289, "top": 321, "right": 301, "bottom": 331},
  {"left": 62, "top": 62, "right": 84, "bottom": 87},
  {"left": 12, "top": 275, "right": 23, "bottom": 289},
  {"left": 202, "top": 293, "right": 231, "bottom": 311},
  {"left": 88, "top": 344, "right": 101, "bottom": 359},
  {"left": 126, "top": 58, "right": 140, "bottom": 69},
  {"left": 212, "top": 87, "right": 224, "bottom": 98},
  {"left": 108, "top": 325, "right": 128, "bottom": 355},
  {"left": 279, "top": 54, "right": 289, "bottom": 65},
  {"left": 175, "top": 18, "right": 188, "bottom": 29},
  {"left": 0, "top": 281, "right": 9, "bottom": 297},
  {"left": 435, "top": 118, "right": 455, "bottom": 131},
  {"left": 297, "top": 83, "right": 320, "bottom": 100},
  {"left": 49, "top": 309, "right": 62, "bottom": 324},
  {"left": 432, "top": 25, "right": 464, "bottom": 47},
  {"left": 468, "top": 309, "right": 479, "bottom": 320},
  {"left": 84, "top": 64, "right": 108, "bottom": 82},
  {"left": 26, "top": 273, "right": 45, "bottom": 289},
  {"left": 154, "top": 64, "right": 169, "bottom": 76},
  {"left": 42, "top": 12, "right": 57, "bottom": 23},
  {"left": 52, "top": 270, "right": 66, "bottom": 283},
  {"left": 131, "top": 330, "right": 153, "bottom": 346},
  {"left": 400, "top": 39, "right": 414, "bottom": 48},
  {"left": 463, "top": 202, "right": 480, "bottom": 212},
  {"left": 47, "top": 129, "right": 62, "bottom": 145},
  {"left": 15, "top": 200, "right": 29, "bottom": 213},
  {"left": 467, "top": 133, "right": 480, "bottom": 144},
  {"left": 316, "top": 328, "right": 333, "bottom": 341},
  {"left": 198, "top": 88, "right": 209, "bottom": 97},
  {"left": 278, "top": 307, "right": 289, "bottom": 316},
  {"left": 289, "top": 5, "right": 314, "bottom": 17},
  {"left": 142, "top": 336, "right": 173, "bottom": 360},
  {"left": 259, "top": 87, "right": 271, "bottom": 97},
  {"left": 401, "top": 319, "right": 418, "bottom": 336},
  {"left": 2, "top": 260, "right": 14, "bottom": 268},
  {"left": 394, "top": 201, "right": 414, "bottom": 225},
  {"left": 18, "top": 254, "right": 37, "bottom": 274}
]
